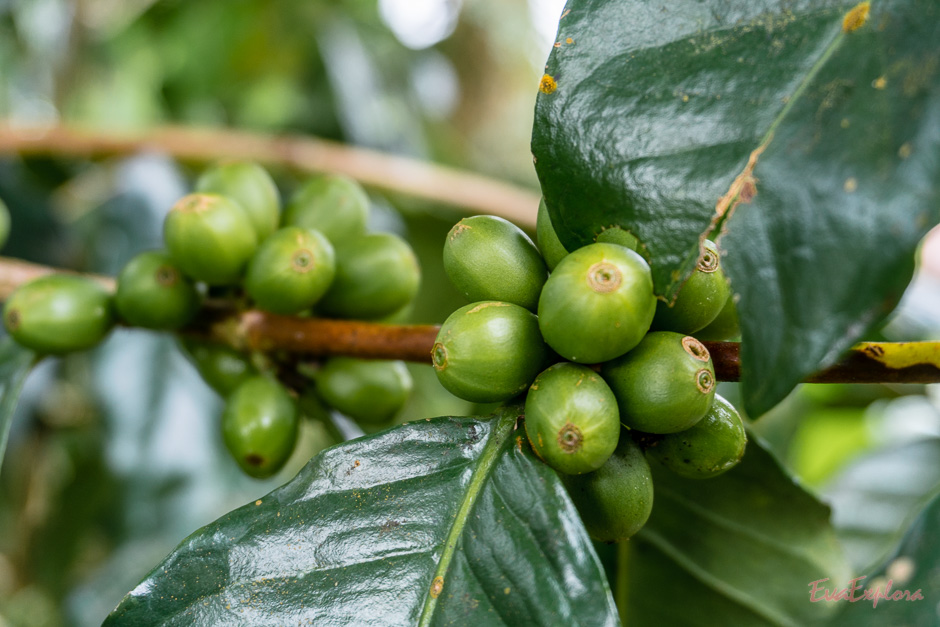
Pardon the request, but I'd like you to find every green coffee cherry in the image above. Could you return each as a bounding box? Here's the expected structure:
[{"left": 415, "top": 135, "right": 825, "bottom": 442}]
[
  {"left": 536, "top": 199, "right": 569, "bottom": 271},
  {"left": 115, "top": 251, "right": 200, "bottom": 330},
  {"left": 595, "top": 226, "right": 639, "bottom": 252},
  {"left": 444, "top": 215, "right": 548, "bottom": 311},
  {"left": 601, "top": 332, "right": 716, "bottom": 434},
  {"left": 524, "top": 363, "right": 620, "bottom": 475},
  {"left": 244, "top": 226, "right": 336, "bottom": 315},
  {"left": 538, "top": 242, "right": 655, "bottom": 364},
  {"left": 646, "top": 394, "right": 747, "bottom": 479},
  {"left": 283, "top": 175, "right": 369, "bottom": 245},
  {"left": 196, "top": 161, "right": 280, "bottom": 241},
  {"left": 4, "top": 274, "right": 114, "bottom": 354},
  {"left": 694, "top": 296, "right": 739, "bottom": 341},
  {"left": 0, "top": 196, "right": 10, "bottom": 250},
  {"left": 318, "top": 233, "right": 420, "bottom": 320},
  {"left": 314, "top": 358, "right": 412, "bottom": 425},
  {"left": 222, "top": 376, "right": 299, "bottom": 479},
  {"left": 562, "top": 436, "right": 654, "bottom": 542},
  {"left": 432, "top": 301, "right": 551, "bottom": 403},
  {"left": 163, "top": 193, "right": 258, "bottom": 285},
  {"left": 178, "top": 338, "right": 257, "bottom": 397},
  {"left": 652, "top": 240, "right": 731, "bottom": 334}
]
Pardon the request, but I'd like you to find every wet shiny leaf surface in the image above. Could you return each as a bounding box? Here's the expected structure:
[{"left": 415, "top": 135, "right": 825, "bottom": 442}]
[
  {"left": 532, "top": 0, "right": 940, "bottom": 415},
  {"left": 105, "top": 408, "right": 619, "bottom": 626}
]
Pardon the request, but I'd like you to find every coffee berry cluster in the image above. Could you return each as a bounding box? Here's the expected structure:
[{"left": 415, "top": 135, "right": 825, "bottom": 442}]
[
  {"left": 433, "top": 201, "right": 747, "bottom": 541},
  {"left": 2, "top": 162, "right": 419, "bottom": 479}
]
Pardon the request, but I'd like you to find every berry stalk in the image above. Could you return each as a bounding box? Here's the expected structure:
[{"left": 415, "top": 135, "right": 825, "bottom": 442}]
[{"left": 0, "top": 257, "right": 937, "bottom": 384}]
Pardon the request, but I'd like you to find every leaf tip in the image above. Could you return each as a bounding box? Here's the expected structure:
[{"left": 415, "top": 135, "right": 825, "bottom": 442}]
[{"left": 842, "top": 2, "right": 870, "bottom": 33}]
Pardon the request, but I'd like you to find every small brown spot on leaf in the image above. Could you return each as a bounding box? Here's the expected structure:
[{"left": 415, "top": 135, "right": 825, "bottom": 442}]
[
  {"left": 844, "top": 177, "right": 858, "bottom": 193},
  {"left": 539, "top": 74, "right": 558, "bottom": 94},
  {"left": 430, "top": 576, "right": 444, "bottom": 598},
  {"left": 842, "top": 2, "right": 870, "bottom": 33},
  {"left": 872, "top": 75, "right": 887, "bottom": 90},
  {"left": 898, "top": 143, "right": 913, "bottom": 159},
  {"left": 255, "top": 500, "right": 263, "bottom": 506},
  {"left": 713, "top": 141, "right": 766, "bottom": 229},
  {"left": 379, "top": 520, "right": 402, "bottom": 535}
]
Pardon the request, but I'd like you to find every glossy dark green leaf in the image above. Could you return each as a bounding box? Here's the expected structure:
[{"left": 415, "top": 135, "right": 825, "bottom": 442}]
[
  {"left": 622, "top": 437, "right": 849, "bottom": 627},
  {"left": 104, "top": 407, "right": 619, "bottom": 626},
  {"left": 0, "top": 336, "right": 36, "bottom": 475},
  {"left": 828, "top": 491, "right": 939, "bottom": 626},
  {"left": 532, "top": 0, "right": 940, "bottom": 416},
  {"left": 823, "top": 438, "right": 940, "bottom": 572}
]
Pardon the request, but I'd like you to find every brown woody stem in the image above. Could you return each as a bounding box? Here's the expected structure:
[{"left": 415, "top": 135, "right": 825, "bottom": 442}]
[
  {"left": 0, "top": 123, "right": 540, "bottom": 227},
  {"left": 1, "top": 258, "right": 938, "bottom": 383}
]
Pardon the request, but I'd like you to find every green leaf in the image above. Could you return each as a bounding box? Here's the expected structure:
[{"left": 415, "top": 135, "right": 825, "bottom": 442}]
[
  {"left": 532, "top": 0, "right": 940, "bottom": 416},
  {"left": 104, "top": 407, "right": 620, "bottom": 626},
  {"left": 622, "top": 437, "right": 850, "bottom": 627},
  {"left": 823, "top": 438, "right": 940, "bottom": 572},
  {"left": 828, "top": 490, "right": 939, "bottom": 626},
  {"left": 0, "top": 337, "right": 36, "bottom": 475}
]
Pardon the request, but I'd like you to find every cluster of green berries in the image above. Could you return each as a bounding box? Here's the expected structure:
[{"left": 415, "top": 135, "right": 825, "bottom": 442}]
[
  {"left": 434, "top": 200, "right": 746, "bottom": 541},
  {"left": 2, "top": 162, "right": 419, "bottom": 479}
]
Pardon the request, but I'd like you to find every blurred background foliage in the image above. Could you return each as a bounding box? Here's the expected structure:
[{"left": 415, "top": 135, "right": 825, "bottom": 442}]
[{"left": 0, "top": 0, "right": 938, "bottom": 625}]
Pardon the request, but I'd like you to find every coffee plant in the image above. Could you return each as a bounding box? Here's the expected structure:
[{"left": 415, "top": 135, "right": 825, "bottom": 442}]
[{"left": 0, "top": 1, "right": 939, "bottom": 625}]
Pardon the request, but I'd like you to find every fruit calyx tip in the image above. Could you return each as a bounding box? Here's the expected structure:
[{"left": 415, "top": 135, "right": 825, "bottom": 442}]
[
  {"left": 557, "top": 422, "right": 583, "bottom": 454},
  {"left": 696, "top": 369, "right": 715, "bottom": 394},
  {"left": 292, "top": 249, "right": 314, "bottom": 273},
  {"left": 682, "top": 336, "right": 710, "bottom": 362},
  {"left": 586, "top": 262, "right": 622, "bottom": 293},
  {"left": 431, "top": 342, "right": 448, "bottom": 371}
]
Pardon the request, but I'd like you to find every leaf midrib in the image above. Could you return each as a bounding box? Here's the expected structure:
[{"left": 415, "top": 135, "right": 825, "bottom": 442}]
[
  {"left": 416, "top": 409, "right": 516, "bottom": 626},
  {"left": 653, "top": 483, "right": 830, "bottom": 567},
  {"left": 639, "top": 528, "right": 801, "bottom": 627}
]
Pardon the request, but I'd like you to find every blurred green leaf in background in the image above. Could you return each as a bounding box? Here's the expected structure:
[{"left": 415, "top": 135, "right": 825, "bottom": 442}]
[{"left": 0, "top": 1, "right": 567, "bottom": 623}]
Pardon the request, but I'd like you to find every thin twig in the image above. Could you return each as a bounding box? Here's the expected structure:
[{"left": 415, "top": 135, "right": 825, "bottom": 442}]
[
  {"left": 0, "top": 123, "right": 541, "bottom": 227},
  {"left": 0, "top": 258, "right": 938, "bottom": 384}
]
